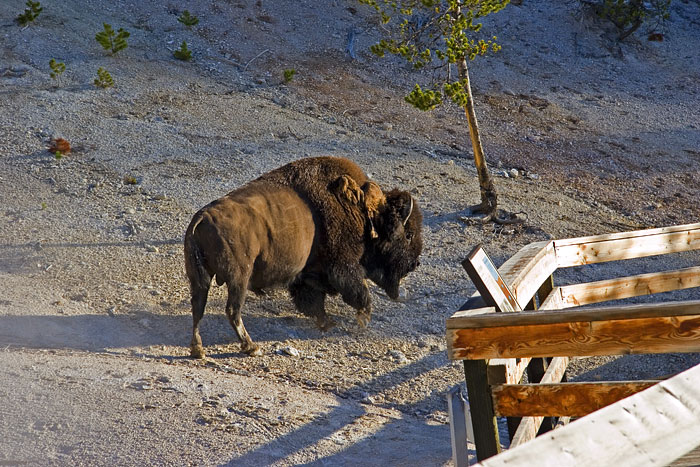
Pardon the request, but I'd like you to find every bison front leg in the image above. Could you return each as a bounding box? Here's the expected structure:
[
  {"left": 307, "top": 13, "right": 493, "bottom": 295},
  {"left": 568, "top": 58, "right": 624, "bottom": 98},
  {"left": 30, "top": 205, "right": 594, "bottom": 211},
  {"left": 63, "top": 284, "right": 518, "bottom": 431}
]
[
  {"left": 289, "top": 277, "right": 335, "bottom": 331},
  {"left": 329, "top": 267, "right": 373, "bottom": 328},
  {"left": 225, "top": 283, "right": 262, "bottom": 356}
]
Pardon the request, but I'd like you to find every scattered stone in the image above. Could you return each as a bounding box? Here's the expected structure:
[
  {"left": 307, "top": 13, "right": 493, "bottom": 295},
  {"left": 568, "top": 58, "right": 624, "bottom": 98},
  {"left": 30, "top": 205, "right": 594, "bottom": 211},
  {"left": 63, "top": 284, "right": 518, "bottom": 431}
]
[
  {"left": 389, "top": 350, "right": 408, "bottom": 364},
  {"left": 381, "top": 122, "right": 393, "bottom": 131},
  {"left": 144, "top": 244, "right": 159, "bottom": 253},
  {"left": 509, "top": 168, "right": 520, "bottom": 178},
  {"left": 278, "top": 346, "right": 300, "bottom": 357}
]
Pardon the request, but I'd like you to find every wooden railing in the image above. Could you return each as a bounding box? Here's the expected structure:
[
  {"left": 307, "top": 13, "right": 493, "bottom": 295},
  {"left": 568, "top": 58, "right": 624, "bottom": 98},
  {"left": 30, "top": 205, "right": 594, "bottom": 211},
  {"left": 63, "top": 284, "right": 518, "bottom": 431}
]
[{"left": 446, "top": 222, "right": 700, "bottom": 463}]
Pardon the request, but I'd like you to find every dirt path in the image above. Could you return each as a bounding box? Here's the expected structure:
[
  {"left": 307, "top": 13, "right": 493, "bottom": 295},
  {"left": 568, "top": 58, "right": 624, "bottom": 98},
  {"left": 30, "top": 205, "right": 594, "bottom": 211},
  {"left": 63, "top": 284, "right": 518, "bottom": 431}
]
[{"left": 1, "top": 0, "right": 699, "bottom": 465}]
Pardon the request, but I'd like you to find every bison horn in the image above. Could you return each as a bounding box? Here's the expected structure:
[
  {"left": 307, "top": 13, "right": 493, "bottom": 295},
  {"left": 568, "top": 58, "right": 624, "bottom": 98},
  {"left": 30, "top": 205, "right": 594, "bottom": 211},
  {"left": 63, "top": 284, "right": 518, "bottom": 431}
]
[{"left": 403, "top": 197, "right": 413, "bottom": 227}]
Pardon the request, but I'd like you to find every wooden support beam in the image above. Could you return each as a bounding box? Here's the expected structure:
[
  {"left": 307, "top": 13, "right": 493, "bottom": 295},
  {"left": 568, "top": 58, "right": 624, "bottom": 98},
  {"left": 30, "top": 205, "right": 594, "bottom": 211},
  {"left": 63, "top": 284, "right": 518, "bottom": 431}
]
[
  {"left": 508, "top": 357, "right": 569, "bottom": 448},
  {"left": 559, "top": 266, "right": 700, "bottom": 307},
  {"left": 463, "top": 245, "right": 522, "bottom": 313},
  {"left": 477, "top": 364, "right": 700, "bottom": 467},
  {"left": 492, "top": 381, "right": 658, "bottom": 417},
  {"left": 525, "top": 358, "right": 555, "bottom": 434},
  {"left": 448, "top": 308, "right": 700, "bottom": 360},
  {"left": 464, "top": 359, "right": 501, "bottom": 461},
  {"left": 553, "top": 223, "right": 700, "bottom": 268}
]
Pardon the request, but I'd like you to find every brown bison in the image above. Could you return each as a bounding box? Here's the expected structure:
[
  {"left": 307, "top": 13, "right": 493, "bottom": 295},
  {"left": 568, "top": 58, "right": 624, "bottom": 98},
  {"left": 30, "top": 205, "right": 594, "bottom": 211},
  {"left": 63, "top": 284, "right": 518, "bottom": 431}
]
[{"left": 184, "top": 156, "right": 422, "bottom": 357}]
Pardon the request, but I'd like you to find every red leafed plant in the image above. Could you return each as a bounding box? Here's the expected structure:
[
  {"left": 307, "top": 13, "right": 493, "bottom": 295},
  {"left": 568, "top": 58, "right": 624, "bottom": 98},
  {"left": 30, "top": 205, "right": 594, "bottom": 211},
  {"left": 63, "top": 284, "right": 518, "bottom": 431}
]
[{"left": 48, "top": 137, "right": 71, "bottom": 154}]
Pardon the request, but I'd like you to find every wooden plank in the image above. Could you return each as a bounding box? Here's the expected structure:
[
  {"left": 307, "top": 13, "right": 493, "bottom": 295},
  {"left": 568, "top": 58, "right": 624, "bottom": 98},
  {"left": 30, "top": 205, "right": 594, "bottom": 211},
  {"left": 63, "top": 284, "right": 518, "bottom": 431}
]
[
  {"left": 538, "top": 286, "right": 566, "bottom": 310},
  {"left": 464, "top": 359, "right": 501, "bottom": 461},
  {"left": 449, "top": 313, "right": 700, "bottom": 360},
  {"left": 446, "top": 299, "right": 700, "bottom": 329},
  {"left": 509, "top": 357, "right": 569, "bottom": 448},
  {"left": 560, "top": 266, "right": 700, "bottom": 307},
  {"left": 552, "top": 222, "right": 700, "bottom": 247},
  {"left": 477, "top": 363, "right": 700, "bottom": 467},
  {"left": 498, "top": 241, "right": 557, "bottom": 309},
  {"left": 553, "top": 224, "right": 700, "bottom": 268},
  {"left": 492, "top": 381, "right": 658, "bottom": 417},
  {"left": 462, "top": 245, "right": 521, "bottom": 313}
]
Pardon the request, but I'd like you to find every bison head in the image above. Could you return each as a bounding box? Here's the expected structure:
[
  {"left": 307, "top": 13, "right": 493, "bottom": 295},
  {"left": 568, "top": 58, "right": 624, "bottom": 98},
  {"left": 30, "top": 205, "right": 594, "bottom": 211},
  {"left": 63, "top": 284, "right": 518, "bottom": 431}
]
[{"left": 363, "top": 190, "right": 423, "bottom": 300}]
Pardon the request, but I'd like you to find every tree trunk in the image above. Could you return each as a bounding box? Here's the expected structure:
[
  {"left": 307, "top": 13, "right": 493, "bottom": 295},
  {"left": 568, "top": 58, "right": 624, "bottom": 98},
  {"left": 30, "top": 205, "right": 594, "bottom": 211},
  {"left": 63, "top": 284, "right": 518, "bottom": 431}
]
[{"left": 456, "top": 58, "right": 498, "bottom": 217}]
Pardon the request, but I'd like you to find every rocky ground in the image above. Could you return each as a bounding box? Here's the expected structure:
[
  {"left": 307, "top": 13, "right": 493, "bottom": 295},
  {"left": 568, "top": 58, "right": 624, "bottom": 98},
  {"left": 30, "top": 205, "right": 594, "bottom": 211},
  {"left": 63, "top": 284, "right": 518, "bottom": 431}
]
[{"left": 1, "top": 0, "right": 699, "bottom": 465}]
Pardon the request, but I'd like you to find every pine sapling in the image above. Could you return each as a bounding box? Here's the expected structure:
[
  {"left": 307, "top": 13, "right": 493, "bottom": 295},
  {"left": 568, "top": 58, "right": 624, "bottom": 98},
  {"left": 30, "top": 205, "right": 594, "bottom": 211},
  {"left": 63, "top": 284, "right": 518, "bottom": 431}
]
[
  {"left": 16, "top": 1, "right": 42, "bottom": 27},
  {"left": 174, "top": 41, "right": 192, "bottom": 61},
  {"left": 177, "top": 10, "right": 199, "bottom": 28},
  {"left": 94, "top": 67, "right": 114, "bottom": 88},
  {"left": 283, "top": 68, "right": 296, "bottom": 83},
  {"left": 95, "top": 23, "right": 130, "bottom": 55},
  {"left": 49, "top": 59, "right": 66, "bottom": 87}
]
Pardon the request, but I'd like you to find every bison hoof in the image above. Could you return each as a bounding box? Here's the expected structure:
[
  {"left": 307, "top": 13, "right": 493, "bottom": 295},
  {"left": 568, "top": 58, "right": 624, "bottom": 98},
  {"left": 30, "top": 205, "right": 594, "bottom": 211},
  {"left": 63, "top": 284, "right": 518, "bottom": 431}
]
[
  {"left": 316, "top": 316, "right": 336, "bottom": 332},
  {"left": 243, "top": 344, "right": 263, "bottom": 356},
  {"left": 356, "top": 312, "right": 371, "bottom": 328},
  {"left": 190, "top": 345, "right": 206, "bottom": 359}
]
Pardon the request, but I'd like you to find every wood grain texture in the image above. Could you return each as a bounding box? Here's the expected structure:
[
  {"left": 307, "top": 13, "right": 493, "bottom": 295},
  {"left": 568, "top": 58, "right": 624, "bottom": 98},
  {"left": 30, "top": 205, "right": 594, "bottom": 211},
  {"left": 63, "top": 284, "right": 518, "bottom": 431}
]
[
  {"left": 498, "top": 240, "right": 556, "bottom": 309},
  {"left": 553, "top": 224, "right": 700, "bottom": 268},
  {"left": 447, "top": 300, "right": 700, "bottom": 329},
  {"left": 508, "top": 357, "right": 568, "bottom": 447},
  {"left": 560, "top": 266, "right": 700, "bottom": 307},
  {"left": 492, "top": 381, "right": 658, "bottom": 417},
  {"left": 448, "top": 313, "right": 700, "bottom": 360},
  {"left": 477, "top": 364, "right": 700, "bottom": 467}
]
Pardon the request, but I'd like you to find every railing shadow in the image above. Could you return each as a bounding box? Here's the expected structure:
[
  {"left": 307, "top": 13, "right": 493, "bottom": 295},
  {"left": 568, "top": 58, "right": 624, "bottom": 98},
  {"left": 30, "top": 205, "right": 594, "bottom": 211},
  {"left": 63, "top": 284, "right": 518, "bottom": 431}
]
[{"left": 224, "top": 351, "right": 453, "bottom": 466}]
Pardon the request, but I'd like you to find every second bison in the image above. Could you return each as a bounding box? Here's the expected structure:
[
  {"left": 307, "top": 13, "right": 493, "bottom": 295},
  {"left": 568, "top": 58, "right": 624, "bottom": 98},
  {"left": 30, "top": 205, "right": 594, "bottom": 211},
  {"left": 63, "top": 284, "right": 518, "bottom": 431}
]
[{"left": 184, "top": 156, "right": 422, "bottom": 357}]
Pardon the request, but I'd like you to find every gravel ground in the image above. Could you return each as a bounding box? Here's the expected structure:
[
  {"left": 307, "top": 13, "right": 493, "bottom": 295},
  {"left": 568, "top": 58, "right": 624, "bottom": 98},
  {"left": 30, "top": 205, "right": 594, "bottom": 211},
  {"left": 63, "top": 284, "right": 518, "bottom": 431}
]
[{"left": 1, "top": 0, "right": 699, "bottom": 465}]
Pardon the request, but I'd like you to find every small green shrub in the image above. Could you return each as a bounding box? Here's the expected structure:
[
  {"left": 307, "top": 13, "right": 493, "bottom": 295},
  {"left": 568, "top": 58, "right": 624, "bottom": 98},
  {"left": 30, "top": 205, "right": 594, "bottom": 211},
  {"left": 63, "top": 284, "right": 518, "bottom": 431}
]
[
  {"left": 177, "top": 10, "right": 199, "bottom": 28},
  {"left": 123, "top": 175, "right": 138, "bottom": 185},
  {"left": 16, "top": 1, "right": 42, "bottom": 27},
  {"left": 54, "top": 150, "right": 63, "bottom": 160},
  {"left": 593, "top": 0, "right": 671, "bottom": 40},
  {"left": 283, "top": 68, "right": 296, "bottom": 83},
  {"left": 49, "top": 59, "right": 66, "bottom": 86},
  {"left": 173, "top": 41, "right": 192, "bottom": 61},
  {"left": 96, "top": 23, "right": 130, "bottom": 55},
  {"left": 94, "top": 67, "right": 114, "bottom": 88}
]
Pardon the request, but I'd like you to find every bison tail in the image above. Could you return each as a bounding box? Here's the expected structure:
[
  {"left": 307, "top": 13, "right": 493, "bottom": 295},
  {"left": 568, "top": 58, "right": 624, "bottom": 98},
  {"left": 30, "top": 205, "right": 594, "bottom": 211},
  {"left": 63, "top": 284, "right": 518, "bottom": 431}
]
[{"left": 184, "top": 216, "right": 212, "bottom": 292}]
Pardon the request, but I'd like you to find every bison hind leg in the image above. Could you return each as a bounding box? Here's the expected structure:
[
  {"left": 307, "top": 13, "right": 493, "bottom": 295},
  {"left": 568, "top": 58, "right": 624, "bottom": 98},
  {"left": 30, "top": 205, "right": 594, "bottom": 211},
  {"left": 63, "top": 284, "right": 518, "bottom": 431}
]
[
  {"left": 189, "top": 282, "right": 210, "bottom": 359},
  {"left": 224, "top": 282, "right": 262, "bottom": 356}
]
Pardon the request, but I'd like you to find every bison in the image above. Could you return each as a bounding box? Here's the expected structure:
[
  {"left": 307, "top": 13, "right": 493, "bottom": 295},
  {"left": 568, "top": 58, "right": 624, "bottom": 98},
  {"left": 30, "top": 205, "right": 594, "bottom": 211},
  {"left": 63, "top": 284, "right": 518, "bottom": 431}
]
[{"left": 184, "top": 156, "right": 422, "bottom": 357}]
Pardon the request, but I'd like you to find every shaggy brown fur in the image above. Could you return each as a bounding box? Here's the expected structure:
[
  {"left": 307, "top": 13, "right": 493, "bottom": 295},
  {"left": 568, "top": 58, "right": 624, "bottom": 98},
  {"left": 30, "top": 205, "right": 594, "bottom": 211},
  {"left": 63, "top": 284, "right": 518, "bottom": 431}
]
[{"left": 184, "top": 156, "right": 422, "bottom": 357}]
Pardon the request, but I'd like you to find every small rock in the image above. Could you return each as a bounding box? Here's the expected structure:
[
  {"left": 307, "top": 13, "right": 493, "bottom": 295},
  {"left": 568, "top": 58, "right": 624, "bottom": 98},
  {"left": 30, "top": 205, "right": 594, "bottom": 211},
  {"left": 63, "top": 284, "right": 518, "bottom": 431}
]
[
  {"left": 509, "top": 168, "right": 520, "bottom": 178},
  {"left": 381, "top": 122, "right": 393, "bottom": 131},
  {"left": 389, "top": 350, "right": 408, "bottom": 364},
  {"left": 144, "top": 244, "right": 159, "bottom": 253},
  {"left": 278, "top": 346, "right": 300, "bottom": 357},
  {"left": 527, "top": 173, "right": 540, "bottom": 180}
]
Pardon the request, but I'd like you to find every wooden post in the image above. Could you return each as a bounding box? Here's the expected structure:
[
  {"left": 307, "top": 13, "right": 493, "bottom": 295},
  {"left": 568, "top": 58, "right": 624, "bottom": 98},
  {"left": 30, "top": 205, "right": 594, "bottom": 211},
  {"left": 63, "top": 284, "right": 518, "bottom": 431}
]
[
  {"left": 464, "top": 359, "right": 501, "bottom": 460},
  {"left": 447, "top": 385, "right": 473, "bottom": 467}
]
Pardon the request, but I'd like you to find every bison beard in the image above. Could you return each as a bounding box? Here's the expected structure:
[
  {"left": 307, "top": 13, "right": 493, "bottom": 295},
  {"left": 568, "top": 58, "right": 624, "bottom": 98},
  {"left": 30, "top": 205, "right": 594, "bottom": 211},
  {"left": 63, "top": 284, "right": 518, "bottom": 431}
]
[{"left": 184, "top": 156, "right": 422, "bottom": 357}]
